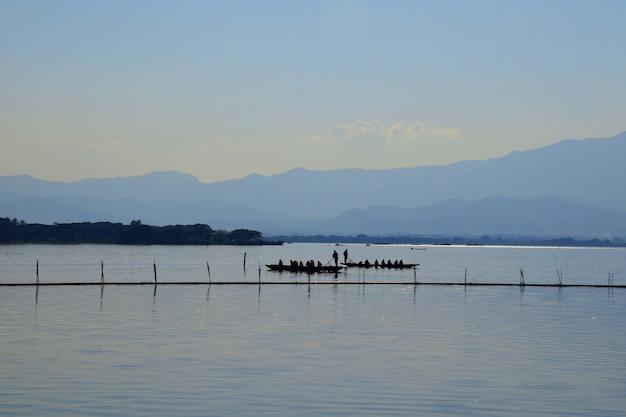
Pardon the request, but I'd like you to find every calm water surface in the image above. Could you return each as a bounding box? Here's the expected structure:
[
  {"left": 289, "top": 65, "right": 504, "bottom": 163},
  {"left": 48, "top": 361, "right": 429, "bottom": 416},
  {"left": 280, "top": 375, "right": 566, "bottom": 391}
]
[{"left": 1, "top": 244, "right": 625, "bottom": 416}]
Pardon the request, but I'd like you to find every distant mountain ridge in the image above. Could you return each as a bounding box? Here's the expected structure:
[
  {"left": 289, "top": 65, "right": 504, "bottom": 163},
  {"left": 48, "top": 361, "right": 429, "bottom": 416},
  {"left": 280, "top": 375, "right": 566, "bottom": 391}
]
[
  {"left": 201, "top": 132, "right": 626, "bottom": 218},
  {"left": 0, "top": 171, "right": 206, "bottom": 201},
  {"left": 1, "top": 132, "right": 625, "bottom": 238},
  {"left": 313, "top": 196, "right": 626, "bottom": 237}
]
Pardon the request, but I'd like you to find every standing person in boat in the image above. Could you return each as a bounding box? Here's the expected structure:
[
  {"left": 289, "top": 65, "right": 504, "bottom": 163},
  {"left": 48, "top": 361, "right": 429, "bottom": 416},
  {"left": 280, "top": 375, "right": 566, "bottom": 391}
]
[
  {"left": 333, "top": 250, "right": 339, "bottom": 266},
  {"left": 343, "top": 249, "right": 348, "bottom": 263}
]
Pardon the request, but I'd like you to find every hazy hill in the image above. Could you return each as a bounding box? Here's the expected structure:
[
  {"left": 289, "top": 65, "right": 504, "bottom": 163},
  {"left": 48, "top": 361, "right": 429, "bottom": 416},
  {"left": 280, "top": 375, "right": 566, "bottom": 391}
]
[
  {"left": 1, "top": 132, "right": 625, "bottom": 238},
  {"left": 0, "top": 171, "right": 207, "bottom": 201},
  {"left": 0, "top": 193, "right": 292, "bottom": 230},
  {"left": 200, "top": 132, "right": 626, "bottom": 218},
  {"left": 303, "top": 196, "right": 626, "bottom": 238}
]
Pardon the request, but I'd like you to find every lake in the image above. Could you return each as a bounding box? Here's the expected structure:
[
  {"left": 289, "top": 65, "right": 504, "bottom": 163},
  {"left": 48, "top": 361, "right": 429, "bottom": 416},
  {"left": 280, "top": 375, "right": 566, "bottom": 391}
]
[{"left": 1, "top": 243, "right": 625, "bottom": 416}]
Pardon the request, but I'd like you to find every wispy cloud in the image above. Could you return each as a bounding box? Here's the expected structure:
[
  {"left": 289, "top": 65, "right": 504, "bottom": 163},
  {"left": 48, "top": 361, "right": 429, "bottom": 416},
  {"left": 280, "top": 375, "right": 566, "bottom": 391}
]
[{"left": 312, "top": 120, "right": 459, "bottom": 145}]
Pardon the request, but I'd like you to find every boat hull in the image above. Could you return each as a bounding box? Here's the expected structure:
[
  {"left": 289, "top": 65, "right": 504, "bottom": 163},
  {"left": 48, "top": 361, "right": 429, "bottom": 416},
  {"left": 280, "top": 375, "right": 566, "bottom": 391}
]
[
  {"left": 342, "top": 262, "right": 418, "bottom": 269},
  {"left": 266, "top": 264, "right": 343, "bottom": 273}
]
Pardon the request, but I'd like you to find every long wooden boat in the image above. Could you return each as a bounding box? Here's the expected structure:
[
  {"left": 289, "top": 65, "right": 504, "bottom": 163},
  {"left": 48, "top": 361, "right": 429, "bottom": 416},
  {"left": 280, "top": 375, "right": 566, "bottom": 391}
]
[
  {"left": 342, "top": 261, "right": 419, "bottom": 269},
  {"left": 266, "top": 264, "right": 343, "bottom": 273}
]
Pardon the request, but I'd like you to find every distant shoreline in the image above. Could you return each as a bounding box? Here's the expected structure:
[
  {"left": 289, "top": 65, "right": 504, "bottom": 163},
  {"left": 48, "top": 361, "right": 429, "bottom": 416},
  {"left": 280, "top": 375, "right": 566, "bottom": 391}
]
[
  {"left": 1, "top": 218, "right": 622, "bottom": 248},
  {"left": 268, "top": 234, "right": 625, "bottom": 248}
]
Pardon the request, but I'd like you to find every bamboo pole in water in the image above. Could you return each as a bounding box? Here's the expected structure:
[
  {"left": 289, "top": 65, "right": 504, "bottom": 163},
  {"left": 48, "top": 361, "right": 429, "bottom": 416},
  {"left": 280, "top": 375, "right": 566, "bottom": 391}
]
[{"left": 0, "top": 262, "right": 621, "bottom": 288}]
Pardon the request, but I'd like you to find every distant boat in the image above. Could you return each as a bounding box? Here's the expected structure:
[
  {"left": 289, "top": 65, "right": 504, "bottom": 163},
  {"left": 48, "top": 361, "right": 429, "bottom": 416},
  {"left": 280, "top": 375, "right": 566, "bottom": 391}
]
[{"left": 266, "top": 263, "right": 343, "bottom": 273}]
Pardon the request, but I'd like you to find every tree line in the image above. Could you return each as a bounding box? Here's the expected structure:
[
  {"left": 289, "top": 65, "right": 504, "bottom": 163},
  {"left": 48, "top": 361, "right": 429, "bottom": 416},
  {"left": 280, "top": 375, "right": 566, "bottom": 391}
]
[
  {"left": 268, "top": 233, "right": 624, "bottom": 247},
  {"left": 0, "top": 218, "right": 280, "bottom": 245}
]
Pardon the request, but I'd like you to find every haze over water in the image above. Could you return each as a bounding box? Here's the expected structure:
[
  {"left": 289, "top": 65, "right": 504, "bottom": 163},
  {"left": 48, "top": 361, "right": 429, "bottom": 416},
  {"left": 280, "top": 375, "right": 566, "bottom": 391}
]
[{"left": 1, "top": 244, "right": 625, "bottom": 416}]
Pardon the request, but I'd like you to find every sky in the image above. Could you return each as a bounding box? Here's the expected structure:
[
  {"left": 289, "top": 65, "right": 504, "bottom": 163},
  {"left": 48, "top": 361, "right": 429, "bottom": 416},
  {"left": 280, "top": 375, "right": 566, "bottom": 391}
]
[{"left": 1, "top": 0, "right": 625, "bottom": 183}]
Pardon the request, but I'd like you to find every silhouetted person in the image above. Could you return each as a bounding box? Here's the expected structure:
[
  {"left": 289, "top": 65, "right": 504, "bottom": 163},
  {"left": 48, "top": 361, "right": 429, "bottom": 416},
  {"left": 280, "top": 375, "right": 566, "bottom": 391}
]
[
  {"left": 333, "top": 250, "right": 339, "bottom": 266},
  {"left": 343, "top": 249, "right": 348, "bottom": 263}
]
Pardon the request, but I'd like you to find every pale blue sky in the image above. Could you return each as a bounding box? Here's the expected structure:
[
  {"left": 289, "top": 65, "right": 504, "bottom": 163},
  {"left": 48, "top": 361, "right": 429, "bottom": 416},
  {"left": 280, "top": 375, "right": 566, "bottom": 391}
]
[{"left": 1, "top": 0, "right": 625, "bottom": 182}]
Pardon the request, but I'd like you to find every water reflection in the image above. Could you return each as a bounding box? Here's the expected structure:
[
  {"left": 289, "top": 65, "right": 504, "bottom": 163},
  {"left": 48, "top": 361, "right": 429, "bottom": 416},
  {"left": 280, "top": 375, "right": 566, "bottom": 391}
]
[
  {"left": 3, "top": 244, "right": 626, "bottom": 416},
  {"left": 6, "top": 284, "right": 626, "bottom": 415}
]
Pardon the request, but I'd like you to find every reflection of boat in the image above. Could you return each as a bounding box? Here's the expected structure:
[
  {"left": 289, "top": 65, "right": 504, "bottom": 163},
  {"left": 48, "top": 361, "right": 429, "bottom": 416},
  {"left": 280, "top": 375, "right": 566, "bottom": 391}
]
[
  {"left": 342, "top": 261, "right": 419, "bottom": 269},
  {"left": 266, "top": 264, "right": 343, "bottom": 273}
]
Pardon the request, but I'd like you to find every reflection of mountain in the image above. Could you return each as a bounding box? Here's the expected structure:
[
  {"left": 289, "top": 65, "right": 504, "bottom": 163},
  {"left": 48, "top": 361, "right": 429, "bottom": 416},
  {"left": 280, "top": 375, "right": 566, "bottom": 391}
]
[{"left": 1, "top": 132, "right": 625, "bottom": 238}]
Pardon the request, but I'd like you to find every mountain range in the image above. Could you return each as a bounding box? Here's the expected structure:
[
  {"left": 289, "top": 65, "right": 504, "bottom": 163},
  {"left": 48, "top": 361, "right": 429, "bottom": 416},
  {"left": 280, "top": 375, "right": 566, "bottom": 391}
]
[{"left": 1, "top": 132, "right": 625, "bottom": 239}]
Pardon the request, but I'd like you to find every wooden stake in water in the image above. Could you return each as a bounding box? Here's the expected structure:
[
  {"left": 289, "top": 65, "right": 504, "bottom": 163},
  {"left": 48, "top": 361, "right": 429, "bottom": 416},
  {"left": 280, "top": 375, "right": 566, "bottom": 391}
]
[
  {"left": 207, "top": 262, "right": 211, "bottom": 283},
  {"left": 557, "top": 269, "right": 563, "bottom": 286},
  {"left": 36, "top": 260, "right": 39, "bottom": 284},
  {"left": 101, "top": 260, "right": 104, "bottom": 283},
  {"left": 464, "top": 267, "right": 467, "bottom": 286},
  {"left": 243, "top": 252, "right": 247, "bottom": 270},
  {"left": 520, "top": 267, "right": 525, "bottom": 286},
  {"left": 153, "top": 260, "right": 157, "bottom": 284}
]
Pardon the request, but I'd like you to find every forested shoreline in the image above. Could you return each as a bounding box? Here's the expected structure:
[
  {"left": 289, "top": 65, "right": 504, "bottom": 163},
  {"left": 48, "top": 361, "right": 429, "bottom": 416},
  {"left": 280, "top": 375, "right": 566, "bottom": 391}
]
[{"left": 0, "top": 218, "right": 279, "bottom": 245}]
